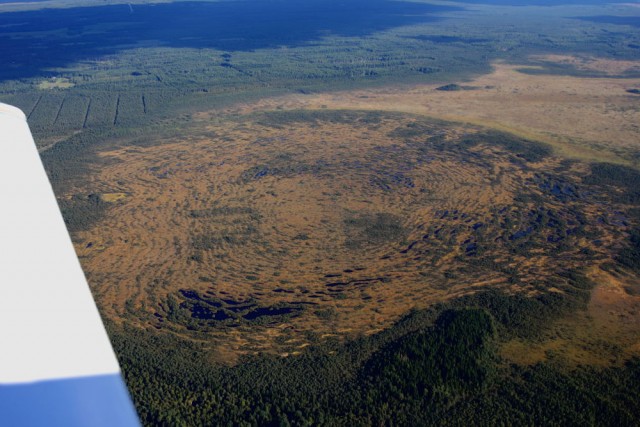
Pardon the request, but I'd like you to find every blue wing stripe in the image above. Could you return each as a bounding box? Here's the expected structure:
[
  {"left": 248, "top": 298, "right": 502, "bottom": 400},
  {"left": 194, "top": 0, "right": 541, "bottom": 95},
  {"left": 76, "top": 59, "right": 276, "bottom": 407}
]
[{"left": 0, "top": 374, "right": 139, "bottom": 427}]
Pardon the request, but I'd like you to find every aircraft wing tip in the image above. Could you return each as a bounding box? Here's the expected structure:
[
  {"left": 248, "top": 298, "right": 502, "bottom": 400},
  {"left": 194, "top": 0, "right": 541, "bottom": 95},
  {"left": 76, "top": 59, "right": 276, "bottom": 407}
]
[{"left": 0, "top": 103, "right": 26, "bottom": 121}]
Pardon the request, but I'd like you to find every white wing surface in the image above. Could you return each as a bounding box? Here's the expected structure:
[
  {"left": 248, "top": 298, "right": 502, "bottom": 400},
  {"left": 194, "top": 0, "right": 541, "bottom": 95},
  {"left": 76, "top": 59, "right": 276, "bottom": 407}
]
[{"left": 0, "top": 103, "right": 140, "bottom": 426}]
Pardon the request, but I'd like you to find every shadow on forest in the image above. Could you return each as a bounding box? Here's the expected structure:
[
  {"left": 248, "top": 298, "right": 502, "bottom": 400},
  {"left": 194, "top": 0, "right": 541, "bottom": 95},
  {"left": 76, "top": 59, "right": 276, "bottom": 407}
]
[
  {"left": 576, "top": 15, "right": 640, "bottom": 29},
  {"left": 0, "top": 0, "right": 459, "bottom": 80},
  {"left": 452, "top": 0, "right": 621, "bottom": 5}
]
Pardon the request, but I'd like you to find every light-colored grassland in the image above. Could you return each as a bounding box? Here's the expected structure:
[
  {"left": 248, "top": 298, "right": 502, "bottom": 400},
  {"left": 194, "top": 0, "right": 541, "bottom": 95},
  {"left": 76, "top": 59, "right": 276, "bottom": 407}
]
[
  {"left": 201, "top": 59, "right": 640, "bottom": 165},
  {"left": 38, "top": 78, "right": 75, "bottom": 90}
]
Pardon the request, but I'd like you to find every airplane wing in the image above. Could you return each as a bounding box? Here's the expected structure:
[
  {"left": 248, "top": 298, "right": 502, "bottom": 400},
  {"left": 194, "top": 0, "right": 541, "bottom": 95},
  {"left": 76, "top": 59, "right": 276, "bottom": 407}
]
[{"left": 0, "top": 103, "right": 140, "bottom": 427}]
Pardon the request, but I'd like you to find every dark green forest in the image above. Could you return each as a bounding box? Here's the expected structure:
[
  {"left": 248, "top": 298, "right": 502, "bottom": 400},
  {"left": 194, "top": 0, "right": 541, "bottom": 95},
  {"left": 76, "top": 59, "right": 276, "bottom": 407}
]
[
  {"left": 1, "top": 0, "right": 639, "bottom": 149},
  {"left": 111, "top": 293, "right": 640, "bottom": 426}
]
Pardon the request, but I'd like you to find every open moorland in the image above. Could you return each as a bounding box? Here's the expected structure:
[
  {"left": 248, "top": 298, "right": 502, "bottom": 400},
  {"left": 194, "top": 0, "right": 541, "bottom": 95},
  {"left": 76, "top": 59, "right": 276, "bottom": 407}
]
[
  {"left": 70, "top": 107, "right": 637, "bottom": 363},
  {"left": 64, "top": 60, "right": 640, "bottom": 423},
  {"left": 75, "top": 102, "right": 640, "bottom": 425},
  {"left": 218, "top": 60, "right": 640, "bottom": 165}
]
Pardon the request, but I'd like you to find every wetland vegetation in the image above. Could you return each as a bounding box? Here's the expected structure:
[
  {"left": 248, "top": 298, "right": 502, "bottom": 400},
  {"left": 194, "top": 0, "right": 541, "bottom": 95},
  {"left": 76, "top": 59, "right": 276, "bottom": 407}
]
[{"left": 69, "top": 110, "right": 640, "bottom": 424}]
